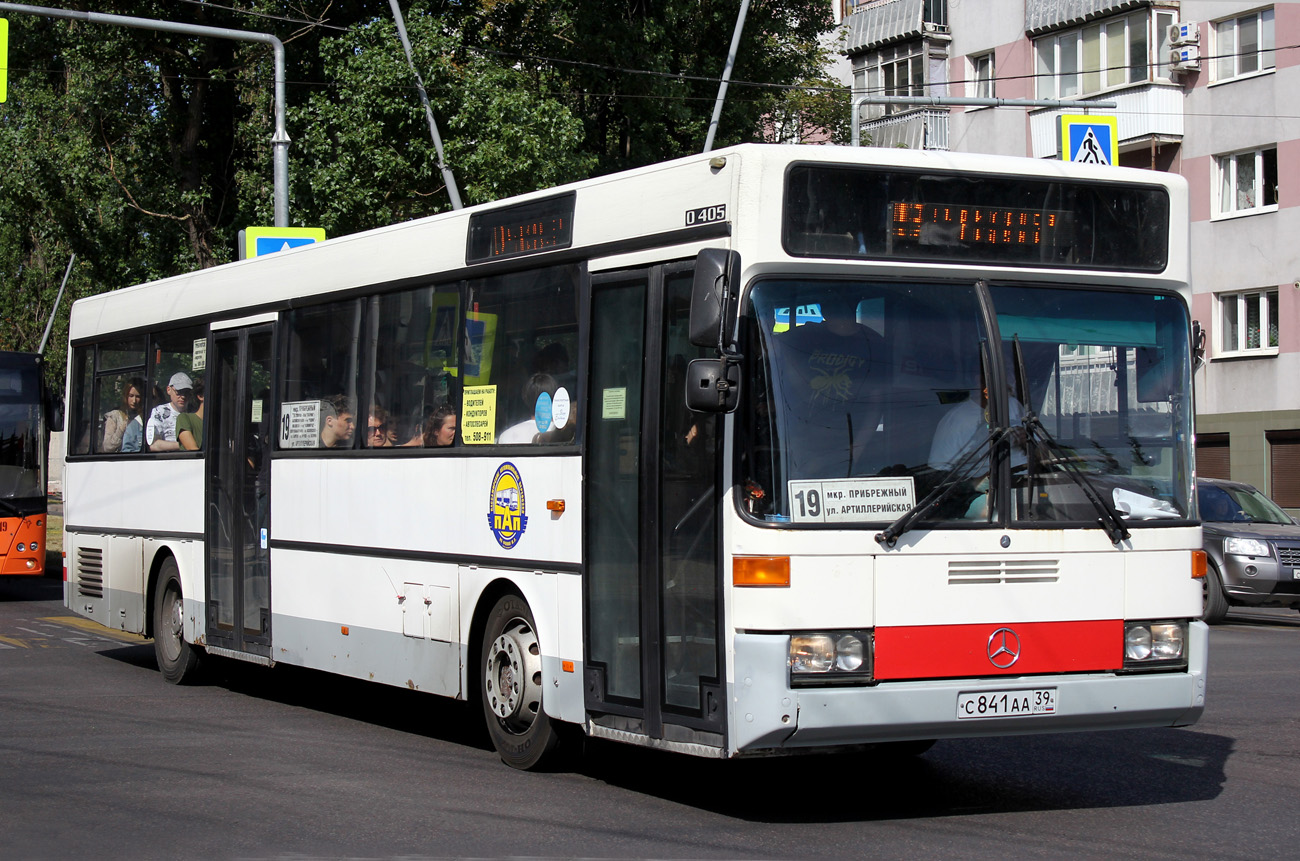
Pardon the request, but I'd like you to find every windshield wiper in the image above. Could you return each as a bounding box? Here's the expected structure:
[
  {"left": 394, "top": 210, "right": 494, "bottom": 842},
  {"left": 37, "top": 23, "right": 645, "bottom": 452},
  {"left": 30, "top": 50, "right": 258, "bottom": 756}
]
[
  {"left": 1010, "top": 336, "right": 1130, "bottom": 545},
  {"left": 875, "top": 424, "right": 1014, "bottom": 547}
]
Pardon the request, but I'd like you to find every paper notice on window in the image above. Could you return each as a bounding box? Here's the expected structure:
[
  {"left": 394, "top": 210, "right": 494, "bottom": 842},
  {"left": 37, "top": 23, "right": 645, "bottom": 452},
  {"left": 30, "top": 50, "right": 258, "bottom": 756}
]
[
  {"left": 602, "top": 387, "right": 627, "bottom": 420},
  {"left": 787, "top": 476, "right": 916, "bottom": 523},
  {"left": 462, "top": 385, "right": 498, "bottom": 444}
]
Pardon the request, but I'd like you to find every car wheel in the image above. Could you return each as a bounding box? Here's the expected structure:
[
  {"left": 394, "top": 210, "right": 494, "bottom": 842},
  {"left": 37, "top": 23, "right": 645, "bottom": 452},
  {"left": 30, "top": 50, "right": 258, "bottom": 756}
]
[
  {"left": 1202, "top": 560, "right": 1230, "bottom": 625},
  {"left": 480, "top": 594, "right": 563, "bottom": 770}
]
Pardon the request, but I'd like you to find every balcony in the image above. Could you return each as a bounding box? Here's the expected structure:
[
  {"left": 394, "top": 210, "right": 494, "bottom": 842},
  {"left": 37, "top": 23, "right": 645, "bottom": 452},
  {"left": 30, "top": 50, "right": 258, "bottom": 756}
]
[
  {"left": 844, "top": 0, "right": 948, "bottom": 53},
  {"left": 857, "top": 108, "right": 949, "bottom": 151},
  {"left": 1029, "top": 82, "right": 1183, "bottom": 159}
]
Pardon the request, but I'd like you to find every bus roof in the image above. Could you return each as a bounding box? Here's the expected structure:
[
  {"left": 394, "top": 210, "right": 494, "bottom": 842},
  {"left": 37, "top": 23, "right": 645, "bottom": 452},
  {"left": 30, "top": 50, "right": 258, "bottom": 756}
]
[{"left": 69, "top": 144, "right": 1189, "bottom": 342}]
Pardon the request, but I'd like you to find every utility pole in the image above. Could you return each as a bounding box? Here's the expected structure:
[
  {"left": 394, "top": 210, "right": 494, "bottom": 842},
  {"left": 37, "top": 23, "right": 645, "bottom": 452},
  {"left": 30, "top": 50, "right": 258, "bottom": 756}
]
[
  {"left": 703, "top": 0, "right": 750, "bottom": 153},
  {"left": 0, "top": 2, "right": 293, "bottom": 227},
  {"left": 387, "top": 0, "right": 462, "bottom": 210}
]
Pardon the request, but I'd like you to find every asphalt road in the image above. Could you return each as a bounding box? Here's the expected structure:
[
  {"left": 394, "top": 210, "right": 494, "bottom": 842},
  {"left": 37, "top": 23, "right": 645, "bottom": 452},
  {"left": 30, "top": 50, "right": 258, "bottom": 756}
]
[{"left": 2, "top": 574, "right": 1297, "bottom": 860}]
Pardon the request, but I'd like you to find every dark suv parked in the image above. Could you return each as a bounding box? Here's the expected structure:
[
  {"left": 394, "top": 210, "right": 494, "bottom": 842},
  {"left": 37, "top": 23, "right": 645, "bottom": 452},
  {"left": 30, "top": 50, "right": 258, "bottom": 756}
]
[{"left": 1198, "top": 478, "right": 1300, "bottom": 623}]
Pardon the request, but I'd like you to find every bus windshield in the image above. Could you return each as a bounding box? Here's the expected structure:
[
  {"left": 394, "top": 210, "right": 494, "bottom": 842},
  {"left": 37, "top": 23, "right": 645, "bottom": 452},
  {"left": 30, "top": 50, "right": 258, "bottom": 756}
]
[
  {"left": 740, "top": 279, "right": 1193, "bottom": 527},
  {"left": 0, "top": 361, "right": 44, "bottom": 503}
]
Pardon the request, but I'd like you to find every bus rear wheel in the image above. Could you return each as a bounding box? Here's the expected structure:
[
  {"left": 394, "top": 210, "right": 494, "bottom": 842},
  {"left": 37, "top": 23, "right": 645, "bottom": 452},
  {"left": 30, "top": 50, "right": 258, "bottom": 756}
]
[
  {"left": 480, "top": 594, "right": 561, "bottom": 770},
  {"left": 153, "top": 558, "right": 201, "bottom": 684}
]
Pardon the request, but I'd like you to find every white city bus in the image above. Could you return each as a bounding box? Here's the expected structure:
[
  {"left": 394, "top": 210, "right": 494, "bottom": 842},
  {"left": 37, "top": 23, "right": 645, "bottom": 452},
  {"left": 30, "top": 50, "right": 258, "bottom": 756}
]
[{"left": 63, "top": 144, "right": 1206, "bottom": 768}]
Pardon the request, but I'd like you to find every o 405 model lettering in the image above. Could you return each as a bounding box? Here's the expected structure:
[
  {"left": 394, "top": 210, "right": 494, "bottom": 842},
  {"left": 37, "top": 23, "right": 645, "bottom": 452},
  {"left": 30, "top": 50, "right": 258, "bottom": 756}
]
[{"left": 685, "top": 204, "right": 726, "bottom": 226}]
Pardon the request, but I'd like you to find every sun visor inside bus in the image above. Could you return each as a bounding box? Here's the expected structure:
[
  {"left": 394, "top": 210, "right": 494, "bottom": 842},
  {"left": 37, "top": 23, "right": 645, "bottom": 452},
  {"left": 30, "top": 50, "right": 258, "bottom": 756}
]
[{"left": 997, "top": 315, "right": 1157, "bottom": 347}]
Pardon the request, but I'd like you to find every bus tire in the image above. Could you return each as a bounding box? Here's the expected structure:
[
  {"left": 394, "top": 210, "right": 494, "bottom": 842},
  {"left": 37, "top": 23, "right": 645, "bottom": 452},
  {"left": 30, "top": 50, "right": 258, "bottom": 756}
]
[
  {"left": 480, "top": 594, "right": 561, "bottom": 770},
  {"left": 153, "top": 558, "right": 201, "bottom": 684},
  {"left": 1202, "top": 561, "right": 1230, "bottom": 625}
]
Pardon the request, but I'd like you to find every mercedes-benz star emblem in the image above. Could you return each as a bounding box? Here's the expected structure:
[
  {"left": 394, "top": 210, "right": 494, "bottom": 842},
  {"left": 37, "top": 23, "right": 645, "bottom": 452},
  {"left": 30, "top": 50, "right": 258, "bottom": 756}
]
[{"left": 987, "top": 628, "right": 1021, "bottom": 669}]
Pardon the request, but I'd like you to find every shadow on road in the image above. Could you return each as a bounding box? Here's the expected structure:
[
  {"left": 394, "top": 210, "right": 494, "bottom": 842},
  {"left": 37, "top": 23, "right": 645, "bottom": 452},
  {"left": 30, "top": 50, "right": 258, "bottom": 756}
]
[
  {"left": 83, "top": 630, "right": 1230, "bottom": 823},
  {"left": 570, "top": 725, "right": 1230, "bottom": 822},
  {"left": 156, "top": 654, "right": 495, "bottom": 755},
  {"left": 1221, "top": 608, "right": 1300, "bottom": 629},
  {"left": 0, "top": 576, "right": 63, "bottom": 603}
]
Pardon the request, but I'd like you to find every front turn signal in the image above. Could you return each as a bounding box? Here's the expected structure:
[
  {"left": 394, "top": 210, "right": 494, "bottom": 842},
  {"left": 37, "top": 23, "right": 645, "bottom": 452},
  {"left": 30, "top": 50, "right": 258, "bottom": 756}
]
[
  {"left": 733, "top": 556, "right": 790, "bottom": 587},
  {"left": 1191, "top": 550, "right": 1207, "bottom": 580}
]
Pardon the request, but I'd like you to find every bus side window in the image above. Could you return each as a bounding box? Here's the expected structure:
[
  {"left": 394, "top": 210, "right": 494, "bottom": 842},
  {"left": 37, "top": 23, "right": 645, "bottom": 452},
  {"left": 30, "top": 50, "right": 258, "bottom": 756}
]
[
  {"left": 368, "top": 284, "right": 462, "bottom": 448},
  {"left": 467, "top": 265, "right": 579, "bottom": 446},
  {"left": 282, "top": 301, "right": 362, "bottom": 450},
  {"left": 69, "top": 346, "right": 95, "bottom": 456}
]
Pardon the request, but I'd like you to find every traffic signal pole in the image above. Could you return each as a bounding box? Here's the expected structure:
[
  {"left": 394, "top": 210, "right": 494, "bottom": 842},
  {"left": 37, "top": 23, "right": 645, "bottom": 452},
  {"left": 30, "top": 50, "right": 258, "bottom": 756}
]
[{"left": 0, "top": 2, "right": 292, "bottom": 227}]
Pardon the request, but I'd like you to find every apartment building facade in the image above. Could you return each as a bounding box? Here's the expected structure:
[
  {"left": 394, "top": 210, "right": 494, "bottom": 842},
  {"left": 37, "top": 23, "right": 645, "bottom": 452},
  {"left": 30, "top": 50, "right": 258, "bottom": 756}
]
[{"left": 843, "top": 0, "right": 1300, "bottom": 511}]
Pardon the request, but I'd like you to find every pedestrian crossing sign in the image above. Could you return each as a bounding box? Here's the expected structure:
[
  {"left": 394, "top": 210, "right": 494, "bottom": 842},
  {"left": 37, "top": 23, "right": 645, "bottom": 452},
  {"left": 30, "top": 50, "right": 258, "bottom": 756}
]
[
  {"left": 240, "top": 226, "right": 326, "bottom": 260},
  {"left": 1059, "top": 115, "right": 1118, "bottom": 165}
]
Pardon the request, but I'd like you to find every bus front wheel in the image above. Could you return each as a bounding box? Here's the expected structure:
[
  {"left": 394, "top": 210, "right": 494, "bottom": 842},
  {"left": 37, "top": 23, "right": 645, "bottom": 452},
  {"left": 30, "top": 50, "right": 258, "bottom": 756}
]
[
  {"left": 153, "top": 558, "right": 201, "bottom": 684},
  {"left": 480, "top": 594, "right": 561, "bottom": 769}
]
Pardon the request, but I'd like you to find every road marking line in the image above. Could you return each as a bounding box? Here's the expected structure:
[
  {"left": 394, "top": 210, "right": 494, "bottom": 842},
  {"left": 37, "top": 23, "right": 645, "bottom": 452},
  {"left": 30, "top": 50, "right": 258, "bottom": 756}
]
[
  {"left": 38, "top": 615, "right": 148, "bottom": 644},
  {"left": 0, "top": 634, "right": 27, "bottom": 648}
]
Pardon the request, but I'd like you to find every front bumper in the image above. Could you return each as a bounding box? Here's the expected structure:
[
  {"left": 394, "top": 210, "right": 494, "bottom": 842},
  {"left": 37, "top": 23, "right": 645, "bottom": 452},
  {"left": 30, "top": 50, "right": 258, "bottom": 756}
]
[
  {"left": 1222, "top": 554, "right": 1300, "bottom": 606},
  {"left": 729, "top": 621, "right": 1208, "bottom": 754}
]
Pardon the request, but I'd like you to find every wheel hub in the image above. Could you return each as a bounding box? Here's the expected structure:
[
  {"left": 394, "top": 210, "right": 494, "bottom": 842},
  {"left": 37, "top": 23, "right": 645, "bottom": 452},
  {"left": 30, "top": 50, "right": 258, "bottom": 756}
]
[{"left": 484, "top": 618, "right": 543, "bottom": 732}]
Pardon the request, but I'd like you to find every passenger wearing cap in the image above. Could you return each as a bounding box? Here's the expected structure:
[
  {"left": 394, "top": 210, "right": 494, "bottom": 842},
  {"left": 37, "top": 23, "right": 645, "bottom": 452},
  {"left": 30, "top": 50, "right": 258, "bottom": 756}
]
[{"left": 147, "top": 371, "right": 194, "bottom": 452}]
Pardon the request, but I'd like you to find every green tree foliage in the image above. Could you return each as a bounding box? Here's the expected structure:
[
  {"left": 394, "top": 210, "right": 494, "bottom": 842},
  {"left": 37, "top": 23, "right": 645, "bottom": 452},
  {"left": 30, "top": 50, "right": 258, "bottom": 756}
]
[{"left": 0, "top": 0, "right": 841, "bottom": 384}]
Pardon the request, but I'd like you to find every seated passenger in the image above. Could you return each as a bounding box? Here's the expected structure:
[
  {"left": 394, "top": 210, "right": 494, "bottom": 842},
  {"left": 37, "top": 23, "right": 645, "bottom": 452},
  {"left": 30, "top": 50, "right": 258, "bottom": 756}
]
[
  {"left": 319, "top": 394, "right": 356, "bottom": 448},
  {"left": 102, "top": 377, "right": 146, "bottom": 453},
  {"left": 498, "top": 373, "right": 556, "bottom": 444},
  {"left": 422, "top": 401, "right": 457, "bottom": 447},
  {"left": 177, "top": 379, "right": 205, "bottom": 451},
  {"left": 147, "top": 372, "right": 193, "bottom": 452},
  {"left": 366, "top": 404, "right": 393, "bottom": 448}
]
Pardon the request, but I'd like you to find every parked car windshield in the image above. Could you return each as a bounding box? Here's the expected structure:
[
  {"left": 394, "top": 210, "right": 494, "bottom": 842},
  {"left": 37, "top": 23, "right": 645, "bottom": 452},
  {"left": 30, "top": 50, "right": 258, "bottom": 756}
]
[{"left": 1198, "top": 482, "right": 1294, "bottom": 525}]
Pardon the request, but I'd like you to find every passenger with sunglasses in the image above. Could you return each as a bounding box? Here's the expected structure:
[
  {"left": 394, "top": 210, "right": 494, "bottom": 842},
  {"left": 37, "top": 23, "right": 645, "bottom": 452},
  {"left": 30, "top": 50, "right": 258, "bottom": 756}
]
[{"left": 367, "top": 404, "right": 393, "bottom": 448}]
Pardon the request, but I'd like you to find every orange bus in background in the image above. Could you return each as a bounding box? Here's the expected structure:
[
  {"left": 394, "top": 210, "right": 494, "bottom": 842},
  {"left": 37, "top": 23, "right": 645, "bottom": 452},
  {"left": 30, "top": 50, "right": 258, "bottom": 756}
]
[{"left": 0, "top": 351, "right": 57, "bottom": 576}]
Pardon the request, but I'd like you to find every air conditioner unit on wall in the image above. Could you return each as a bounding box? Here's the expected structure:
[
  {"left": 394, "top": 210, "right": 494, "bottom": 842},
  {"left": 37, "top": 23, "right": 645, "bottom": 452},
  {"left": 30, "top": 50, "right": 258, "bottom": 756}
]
[
  {"left": 1170, "top": 44, "right": 1200, "bottom": 72},
  {"left": 1168, "top": 22, "right": 1199, "bottom": 46}
]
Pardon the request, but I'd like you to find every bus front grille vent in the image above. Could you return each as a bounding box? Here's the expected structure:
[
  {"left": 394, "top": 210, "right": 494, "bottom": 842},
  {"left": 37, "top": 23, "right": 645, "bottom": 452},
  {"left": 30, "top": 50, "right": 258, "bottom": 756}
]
[
  {"left": 948, "top": 559, "right": 1060, "bottom": 585},
  {"left": 76, "top": 547, "right": 105, "bottom": 599}
]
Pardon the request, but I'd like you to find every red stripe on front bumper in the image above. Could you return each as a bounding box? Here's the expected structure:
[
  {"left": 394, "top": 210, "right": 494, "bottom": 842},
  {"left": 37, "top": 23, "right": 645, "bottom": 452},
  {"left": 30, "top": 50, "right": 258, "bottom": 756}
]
[{"left": 874, "top": 619, "right": 1123, "bottom": 680}]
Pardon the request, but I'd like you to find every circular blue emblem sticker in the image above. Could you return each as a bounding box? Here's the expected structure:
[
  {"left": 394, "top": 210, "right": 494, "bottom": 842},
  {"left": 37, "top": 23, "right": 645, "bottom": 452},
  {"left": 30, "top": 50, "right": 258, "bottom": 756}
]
[
  {"left": 534, "top": 391, "right": 553, "bottom": 433},
  {"left": 487, "top": 462, "right": 528, "bottom": 549}
]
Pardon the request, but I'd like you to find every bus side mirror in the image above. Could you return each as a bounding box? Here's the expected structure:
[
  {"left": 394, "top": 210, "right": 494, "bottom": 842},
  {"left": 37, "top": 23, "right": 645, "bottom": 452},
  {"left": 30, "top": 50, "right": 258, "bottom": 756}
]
[
  {"left": 47, "top": 392, "right": 65, "bottom": 433},
  {"left": 689, "top": 249, "right": 741, "bottom": 348},
  {"left": 685, "top": 357, "right": 740, "bottom": 413}
]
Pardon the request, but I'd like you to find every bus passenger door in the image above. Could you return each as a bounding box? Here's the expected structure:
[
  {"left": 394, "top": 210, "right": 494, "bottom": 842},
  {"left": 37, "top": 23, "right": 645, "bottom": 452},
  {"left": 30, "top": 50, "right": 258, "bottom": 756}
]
[
  {"left": 206, "top": 325, "right": 274, "bottom": 660},
  {"left": 585, "top": 264, "right": 724, "bottom": 747}
]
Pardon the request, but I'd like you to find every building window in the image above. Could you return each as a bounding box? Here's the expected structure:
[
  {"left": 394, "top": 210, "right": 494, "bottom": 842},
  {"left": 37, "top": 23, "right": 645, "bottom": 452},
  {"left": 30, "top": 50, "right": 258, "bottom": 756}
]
[
  {"left": 1214, "top": 147, "right": 1278, "bottom": 217},
  {"left": 970, "top": 52, "right": 994, "bottom": 99},
  {"left": 1213, "top": 8, "right": 1275, "bottom": 82},
  {"left": 1218, "top": 289, "right": 1279, "bottom": 356},
  {"left": 1196, "top": 433, "right": 1231, "bottom": 480},
  {"left": 1268, "top": 431, "right": 1300, "bottom": 508},
  {"left": 1035, "top": 10, "right": 1159, "bottom": 98},
  {"left": 855, "top": 42, "right": 925, "bottom": 119}
]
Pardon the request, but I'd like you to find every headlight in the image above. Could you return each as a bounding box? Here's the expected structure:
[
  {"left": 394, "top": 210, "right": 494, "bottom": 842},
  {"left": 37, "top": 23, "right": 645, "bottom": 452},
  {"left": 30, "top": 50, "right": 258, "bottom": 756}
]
[
  {"left": 15, "top": 543, "right": 24, "bottom": 552},
  {"left": 1123, "top": 620, "right": 1188, "bottom": 671},
  {"left": 1224, "top": 537, "right": 1270, "bottom": 558},
  {"left": 789, "top": 631, "right": 873, "bottom": 685}
]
